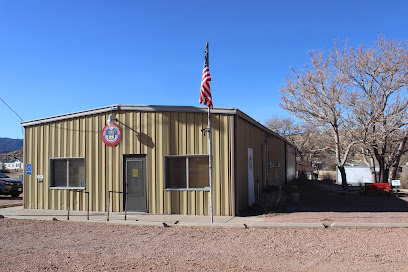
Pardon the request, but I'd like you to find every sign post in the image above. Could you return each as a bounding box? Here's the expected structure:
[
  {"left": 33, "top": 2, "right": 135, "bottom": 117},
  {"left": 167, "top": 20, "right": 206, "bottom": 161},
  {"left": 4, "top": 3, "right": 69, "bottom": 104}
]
[{"left": 391, "top": 180, "right": 401, "bottom": 197}]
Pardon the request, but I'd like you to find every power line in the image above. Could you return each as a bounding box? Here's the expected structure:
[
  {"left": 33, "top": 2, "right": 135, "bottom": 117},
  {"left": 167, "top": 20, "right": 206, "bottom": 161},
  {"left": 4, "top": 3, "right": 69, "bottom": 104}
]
[{"left": 0, "top": 97, "right": 23, "bottom": 122}]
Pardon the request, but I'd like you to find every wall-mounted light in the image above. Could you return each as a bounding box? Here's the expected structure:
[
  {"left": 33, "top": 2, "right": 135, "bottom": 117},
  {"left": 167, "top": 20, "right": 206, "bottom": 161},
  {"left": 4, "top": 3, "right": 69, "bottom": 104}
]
[
  {"left": 107, "top": 115, "right": 113, "bottom": 126},
  {"left": 107, "top": 115, "right": 118, "bottom": 126}
]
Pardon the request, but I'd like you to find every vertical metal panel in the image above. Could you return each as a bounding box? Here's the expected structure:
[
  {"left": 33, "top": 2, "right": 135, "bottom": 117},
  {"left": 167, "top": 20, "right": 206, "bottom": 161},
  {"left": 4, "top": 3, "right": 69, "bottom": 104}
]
[
  {"left": 114, "top": 116, "right": 120, "bottom": 210},
  {"left": 119, "top": 113, "right": 127, "bottom": 212},
  {"left": 194, "top": 113, "right": 205, "bottom": 215},
  {"left": 156, "top": 113, "right": 164, "bottom": 214},
  {"left": 100, "top": 114, "right": 107, "bottom": 212},
  {"left": 229, "top": 115, "right": 236, "bottom": 216},
  {"left": 162, "top": 112, "right": 172, "bottom": 214},
  {"left": 169, "top": 112, "right": 179, "bottom": 214},
  {"left": 33, "top": 126, "right": 39, "bottom": 209},
  {"left": 212, "top": 114, "right": 221, "bottom": 215},
  {"left": 85, "top": 117, "right": 93, "bottom": 211},
  {"left": 37, "top": 125, "right": 44, "bottom": 209},
  {"left": 49, "top": 123, "right": 56, "bottom": 209},
  {"left": 178, "top": 112, "right": 188, "bottom": 215},
  {"left": 186, "top": 113, "right": 195, "bottom": 215},
  {"left": 61, "top": 121, "right": 67, "bottom": 209},
  {"left": 147, "top": 112, "right": 156, "bottom": 213},
  {"left": 91, "top": 115, "right": 98, "bottom": 210},
  {"left": 27, "top": 126, "right": 32, "bottom": 209},
  {"left": 220, "top": 115, "right": 230, "bottom": 216},
  {"left": 23, "top": 127, "right": 30, "bottom": 208},
  {"left": 43, "top": 124, "right": 49, "bottom": 209},
  {"left": 106, "top": 114, "right": 113, "bottom": 212},
  {"left": 23, "top": 127, "right": 27, "bottom": 209},
  {"left": 79, "top": 117, "right": 85, "bottom": 210}
]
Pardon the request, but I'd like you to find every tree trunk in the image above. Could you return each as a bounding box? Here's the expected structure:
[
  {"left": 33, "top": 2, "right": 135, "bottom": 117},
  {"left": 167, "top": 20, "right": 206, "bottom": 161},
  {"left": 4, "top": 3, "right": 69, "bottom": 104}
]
[
  {"left": 366, "top": 152, "right": 377, "bottom": 183},
  {"left": 389, "top": 135, "right": 407, "bottom": 182},
  {"left": 378, "top": 160, "right": 384, "bottom": 183},
  {"left": 374, "top": 148, "right": 385, "bottom": 183},
  {"left": 362, "top": 147, "right": 377, "bottom": 183},
  {"left": 383, "top": 168, "right": 389, "bottom": 183},
  {"left": 338, "top": 165, "right": 348, "bottom": 191}
]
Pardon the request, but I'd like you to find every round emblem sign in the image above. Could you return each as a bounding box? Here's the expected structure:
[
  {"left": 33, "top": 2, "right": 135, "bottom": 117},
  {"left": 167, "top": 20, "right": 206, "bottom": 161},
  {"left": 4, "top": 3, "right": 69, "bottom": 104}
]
[{"left": 101, "top": 123, "right": 122, "bottom": 147}]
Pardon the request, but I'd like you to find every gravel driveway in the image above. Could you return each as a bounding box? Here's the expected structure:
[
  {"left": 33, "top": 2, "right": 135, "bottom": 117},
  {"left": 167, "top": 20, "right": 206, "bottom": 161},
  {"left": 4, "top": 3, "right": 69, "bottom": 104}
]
[
  {"left": 1, "top": 180, "right": 408, "bottom": 271},
  {"left": 1, "top": 218, "right": 408, "bottom": 271}
]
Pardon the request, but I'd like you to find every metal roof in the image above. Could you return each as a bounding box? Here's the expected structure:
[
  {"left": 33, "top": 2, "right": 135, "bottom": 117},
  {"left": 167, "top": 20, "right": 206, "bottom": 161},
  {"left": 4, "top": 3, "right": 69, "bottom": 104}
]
[{"left": 21, "top": 104, "right": 295, "bottom": 147}]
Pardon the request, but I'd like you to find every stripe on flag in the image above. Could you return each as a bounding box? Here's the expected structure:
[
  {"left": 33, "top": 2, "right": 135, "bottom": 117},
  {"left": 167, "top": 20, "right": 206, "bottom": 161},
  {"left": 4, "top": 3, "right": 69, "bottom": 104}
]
[{"left": 200, "top": 43, "right": 213, "bottom": 108}]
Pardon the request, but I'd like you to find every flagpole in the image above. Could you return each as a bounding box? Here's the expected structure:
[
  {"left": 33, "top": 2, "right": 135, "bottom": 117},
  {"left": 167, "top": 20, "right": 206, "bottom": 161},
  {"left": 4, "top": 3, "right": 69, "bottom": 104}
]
[
  {"left": 208, "top": 106, "right": 214, "bottom": 223},
  {"left": 199, "top": 41, "right": 214, "bottom": 223}
]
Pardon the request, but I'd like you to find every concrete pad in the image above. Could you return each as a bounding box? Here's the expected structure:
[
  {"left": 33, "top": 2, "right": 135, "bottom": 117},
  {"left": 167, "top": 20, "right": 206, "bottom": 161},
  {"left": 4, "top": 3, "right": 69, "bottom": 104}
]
[{"left": 3, "top": 206, "right": 408, "bottom": 229}]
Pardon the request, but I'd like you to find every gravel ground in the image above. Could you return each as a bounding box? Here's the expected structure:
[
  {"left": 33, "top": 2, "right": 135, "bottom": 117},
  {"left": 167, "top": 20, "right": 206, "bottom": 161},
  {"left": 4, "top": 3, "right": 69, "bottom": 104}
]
[
  {"left": 1, "top": 218, "right": 408, "bottom": 272},
  {"left": 1, "top": 181, "right": 408, "bottom": 271},
  {"left": 0, "top": 196, "right": 23, "bottom": 208}
]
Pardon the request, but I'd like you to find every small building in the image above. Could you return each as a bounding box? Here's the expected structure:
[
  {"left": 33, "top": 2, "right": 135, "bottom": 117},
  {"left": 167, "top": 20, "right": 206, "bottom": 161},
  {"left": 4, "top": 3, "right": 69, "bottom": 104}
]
[
  {"left": 22, "top": 105, "right": 296, "bottom": 216},
  {"left": 297, "top": 159, "right": 315, "bottom": 179},
  {"left": 4, "top": 159, "right": 24, "bottom": 170},
  {"left": 336, "top": 165, "right": 376, "bottom": 186}
]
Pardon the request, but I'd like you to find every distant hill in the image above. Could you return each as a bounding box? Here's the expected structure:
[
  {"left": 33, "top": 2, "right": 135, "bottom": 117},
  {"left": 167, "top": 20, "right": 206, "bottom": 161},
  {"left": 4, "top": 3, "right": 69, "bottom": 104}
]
[
  {"left": 0, "top": 147, "right": 23, "bottom": 162},
  {"left": 0, "top": 137, "right": 23, "bottom": 152}
]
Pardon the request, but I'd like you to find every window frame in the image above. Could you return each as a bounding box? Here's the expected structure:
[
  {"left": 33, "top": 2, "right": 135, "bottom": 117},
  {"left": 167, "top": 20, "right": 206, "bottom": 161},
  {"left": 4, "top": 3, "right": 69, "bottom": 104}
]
[
  {"left": 164, "top": 154, "right": 210, "bottom": 191},
  {"left": 49, "top": 157, "right": 86, "bottom": 190}
]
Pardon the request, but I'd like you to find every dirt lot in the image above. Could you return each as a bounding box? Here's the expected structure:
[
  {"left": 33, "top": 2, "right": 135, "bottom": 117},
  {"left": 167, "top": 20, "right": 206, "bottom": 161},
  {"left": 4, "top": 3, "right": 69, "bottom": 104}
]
[
  {"left": 1, "top": 180, "right": 408, "bottom": 271},
  {"left": 1, "top": 218, "right": 408, "bottom": 271}
]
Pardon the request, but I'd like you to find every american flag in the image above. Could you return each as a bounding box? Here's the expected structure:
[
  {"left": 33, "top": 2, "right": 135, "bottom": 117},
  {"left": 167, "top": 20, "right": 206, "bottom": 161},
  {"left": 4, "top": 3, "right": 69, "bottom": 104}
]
[{"left": 200, "top": 43, "right": 213, "bottom": 108}]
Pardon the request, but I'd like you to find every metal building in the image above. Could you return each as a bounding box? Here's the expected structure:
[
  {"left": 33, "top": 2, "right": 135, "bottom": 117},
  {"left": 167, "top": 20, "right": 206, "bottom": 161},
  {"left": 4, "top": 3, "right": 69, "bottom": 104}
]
[{"left": 22, "top": 105, "right": 296, "bottom": 216}]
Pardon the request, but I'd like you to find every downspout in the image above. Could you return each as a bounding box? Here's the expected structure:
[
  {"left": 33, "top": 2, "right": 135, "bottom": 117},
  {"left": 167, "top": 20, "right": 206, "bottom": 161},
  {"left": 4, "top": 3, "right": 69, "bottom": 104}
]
[
  {"left": 284, "top": 142, "right": 288, "bottom": 184},
  {"left": 265, "top": 134, "right": 270, "bottom": 188}
]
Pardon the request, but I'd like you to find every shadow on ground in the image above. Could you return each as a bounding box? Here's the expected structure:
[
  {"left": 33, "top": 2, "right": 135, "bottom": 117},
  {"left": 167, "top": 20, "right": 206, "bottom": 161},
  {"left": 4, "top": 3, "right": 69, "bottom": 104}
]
[
  {"left": 242, "top": 180, "right": 408, "bottom": 216},
  {"left": 292, "top": 180, "right": 408, "bottom": 213},
  {"left": 0, "top": 196, "right": 23, "bottom": 208}
]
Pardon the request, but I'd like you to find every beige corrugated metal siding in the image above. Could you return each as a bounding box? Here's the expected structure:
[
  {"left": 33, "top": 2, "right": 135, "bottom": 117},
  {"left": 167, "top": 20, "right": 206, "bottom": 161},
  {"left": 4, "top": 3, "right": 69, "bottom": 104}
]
[
  {"left": 236, "top": 116, "right": 267, "bottom": 212},
  {"left": 235, "top": 115, "right": 294, "bottom": 212},
  {"left": 267, "top": 135, "right": 287, "bottom": 186},
  {"left": 23, "top": 110, "right": 235, "bottom": 216}
]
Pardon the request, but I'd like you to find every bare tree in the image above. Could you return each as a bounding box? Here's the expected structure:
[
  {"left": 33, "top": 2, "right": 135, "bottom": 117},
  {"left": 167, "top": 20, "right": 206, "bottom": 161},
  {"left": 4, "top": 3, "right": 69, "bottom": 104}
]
[
  {"left": 265, "top": 116, "right": 330, "bottom": 162},
  {"left": 280, "top": 50, "right": 355, "bottom": 190},
  {"left": 335, "top": 36, "right": 408, "bottom": 183},
  {"left": 265, "top": 116, "right": 299, "bottom": 138}
]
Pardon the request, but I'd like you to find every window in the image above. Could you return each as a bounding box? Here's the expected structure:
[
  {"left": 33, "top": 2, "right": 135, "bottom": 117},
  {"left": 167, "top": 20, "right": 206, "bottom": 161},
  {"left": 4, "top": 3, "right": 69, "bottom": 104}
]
[
  {"left": 165, "top": 155, "right": 209, "bottom": 190},
  {"left": 50, "top": 158, "right": 86, "bottom": 189}
]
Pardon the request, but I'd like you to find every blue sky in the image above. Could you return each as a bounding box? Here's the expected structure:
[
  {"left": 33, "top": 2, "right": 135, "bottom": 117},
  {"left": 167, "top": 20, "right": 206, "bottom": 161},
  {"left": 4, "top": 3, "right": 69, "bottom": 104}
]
[{"left": 1, "top": 0, "right": 408, "bottom": 139}]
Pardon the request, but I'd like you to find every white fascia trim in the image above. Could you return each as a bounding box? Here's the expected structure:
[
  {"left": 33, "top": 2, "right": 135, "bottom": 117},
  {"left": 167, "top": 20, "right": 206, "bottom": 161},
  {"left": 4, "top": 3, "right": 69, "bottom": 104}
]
[{"left": 21, "top": 105, "right": 238, "bottom": 127}]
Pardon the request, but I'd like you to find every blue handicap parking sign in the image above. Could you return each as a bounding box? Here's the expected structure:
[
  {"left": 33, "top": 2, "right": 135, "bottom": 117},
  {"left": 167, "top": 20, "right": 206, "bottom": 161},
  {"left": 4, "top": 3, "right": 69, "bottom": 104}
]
[{"left": 26, "top": 164, "right": 32, "bottom": 175}]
